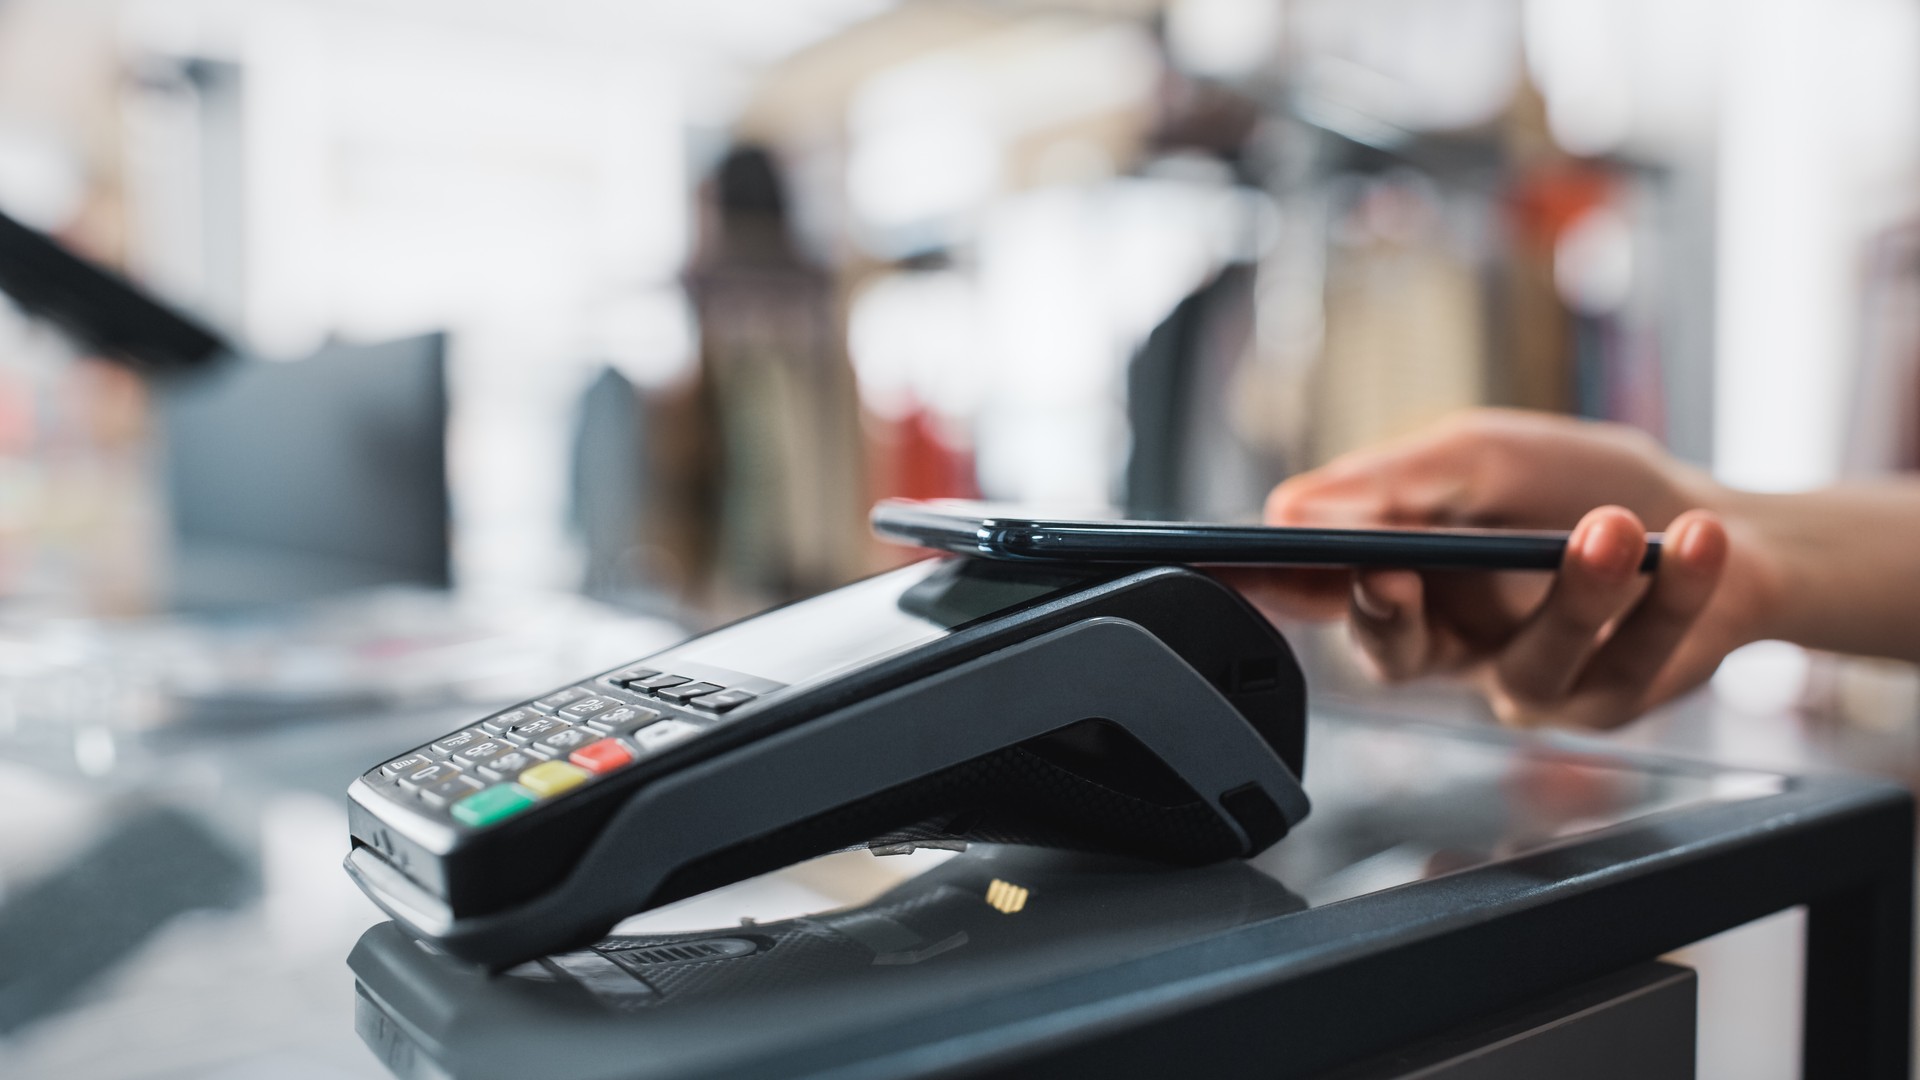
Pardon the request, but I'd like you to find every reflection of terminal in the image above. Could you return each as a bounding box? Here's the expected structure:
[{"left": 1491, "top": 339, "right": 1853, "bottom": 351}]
[{"left": 350, "top": 844, "right": 1306, "bottom": 1074}]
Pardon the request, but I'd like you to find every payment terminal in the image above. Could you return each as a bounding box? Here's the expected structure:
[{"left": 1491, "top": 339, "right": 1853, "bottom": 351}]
[{"left": 345, "top": 558, "right": 1310, "bottom": 969}]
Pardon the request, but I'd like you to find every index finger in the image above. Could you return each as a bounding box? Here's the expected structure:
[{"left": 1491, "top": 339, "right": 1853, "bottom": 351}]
[{"left": 1266, "top": 425, "right": 1485, "bottom": 527}]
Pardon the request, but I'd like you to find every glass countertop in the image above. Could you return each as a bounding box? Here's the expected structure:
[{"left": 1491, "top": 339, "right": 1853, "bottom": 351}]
[{"left": 0, "top": 684, "right": 1784, "bottom": 1079}]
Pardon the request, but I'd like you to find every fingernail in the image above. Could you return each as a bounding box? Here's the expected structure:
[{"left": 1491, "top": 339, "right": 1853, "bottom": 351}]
[
  {"left": 1579, "top": 517, "right": 1639, "bottom": 578},
  {"left": 1565, "top": 518, "right": 1594, "bottom": 566},
  {"left": 1675, "top": 517, "right": 1726, "bottom": 566}
]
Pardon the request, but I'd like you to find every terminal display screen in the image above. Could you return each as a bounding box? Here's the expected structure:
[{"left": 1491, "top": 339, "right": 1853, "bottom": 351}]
[{"left": 650, "top": 559, "right": 1102, "bottom": 688}]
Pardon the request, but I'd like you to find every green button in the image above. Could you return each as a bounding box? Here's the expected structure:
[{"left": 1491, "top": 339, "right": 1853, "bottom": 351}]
[{"left": 452, "top": 783, "right": 536, "bottom": 827}]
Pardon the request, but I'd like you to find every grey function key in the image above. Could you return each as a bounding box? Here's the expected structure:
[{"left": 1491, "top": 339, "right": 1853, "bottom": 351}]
[
  {"left": 605, "top": 666, "right": 661, "bottom": 688},
  {"left": 655, "top": 681, "right": 723, "bottom": 703},
  {"left": 632, "top": 719, "right": 702, "bottom": 755},
  {"left": 633, "top": 673, "right": 691, "bottom": 691},
  {"left": 377, "top": 752, "right": 434, "bottom": 780},
  {"left": 690, "top": 688, "right": 756, "bottom": 713}
]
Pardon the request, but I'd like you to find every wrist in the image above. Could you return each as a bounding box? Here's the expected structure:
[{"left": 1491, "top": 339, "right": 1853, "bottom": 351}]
[{"left": 1707, "top": 487, "right": 1805, "bottom": 649}]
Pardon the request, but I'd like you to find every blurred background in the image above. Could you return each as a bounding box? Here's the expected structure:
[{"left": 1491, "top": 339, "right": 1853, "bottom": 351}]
[
  {"left": 2, "top": 0, "right": 1916, "bottom": 625},
  {"left": 1, "top": 1, "right": 1919, "bottom": 1076}
]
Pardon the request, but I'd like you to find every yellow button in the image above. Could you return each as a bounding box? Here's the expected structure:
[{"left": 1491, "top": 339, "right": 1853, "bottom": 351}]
[{"left": 518, "top": 760, "right": 590, "bottom": 798}]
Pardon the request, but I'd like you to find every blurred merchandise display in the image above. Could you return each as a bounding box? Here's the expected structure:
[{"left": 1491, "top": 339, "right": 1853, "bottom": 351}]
[
  {"left": 0, "top": 303, "right": 162, "bottom": 616},
  {"left": 0, "top": 0, "right": 1910, "bottom": 618}
]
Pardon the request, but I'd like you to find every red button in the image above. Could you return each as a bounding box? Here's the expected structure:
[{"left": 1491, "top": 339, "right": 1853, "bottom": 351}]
[{"left": 569, "top": 738, "right": 634, "bottom": 774}]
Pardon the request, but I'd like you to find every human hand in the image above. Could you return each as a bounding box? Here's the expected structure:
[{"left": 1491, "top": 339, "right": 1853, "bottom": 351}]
[{"left": 1231, "top": 410, "right": 1775, "bottom": 729}]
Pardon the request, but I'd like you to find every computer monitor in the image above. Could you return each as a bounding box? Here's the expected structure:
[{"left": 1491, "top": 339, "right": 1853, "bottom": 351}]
[{"left": 158, "top": 333, "right": 450, "bottom": 609}]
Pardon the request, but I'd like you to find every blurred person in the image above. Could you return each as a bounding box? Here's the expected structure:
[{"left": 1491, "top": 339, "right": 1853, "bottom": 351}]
[
  {"left": 661, "top": 145, "right": 867, "bottom": 614},
  {"left": 1233, "top": 407, "right": 1920, "bottom": 730}
]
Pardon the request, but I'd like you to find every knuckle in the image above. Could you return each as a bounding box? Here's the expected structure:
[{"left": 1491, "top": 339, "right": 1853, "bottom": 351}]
[
  {"left": 1567, "top": 696, "right": 1639, "bottom": 730},
  {"left": 1492, "top": 672, "right": 1562, "bottom": 714},
  {"left": 1535, "top": 593, "right": 1614, "bottom": 640},
  {"left": 1481, "top": 663, "right": 1554, "bottom": 713},
  {"left": 1487, "top": 690, "right": 1550, "bottom": 729},
  {"left": 1349, "top": 628, "right": 1417, "bottom": 683}
]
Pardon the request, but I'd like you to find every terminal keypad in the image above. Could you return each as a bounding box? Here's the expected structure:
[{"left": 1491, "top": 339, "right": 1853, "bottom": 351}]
[{"left": 363, "top": 665, "right": 765, "bottom": 833}]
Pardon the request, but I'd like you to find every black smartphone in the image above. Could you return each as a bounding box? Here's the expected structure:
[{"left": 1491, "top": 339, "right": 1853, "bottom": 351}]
[{"left": 871, "top": 499, "right": 1662, "bottom": 572}]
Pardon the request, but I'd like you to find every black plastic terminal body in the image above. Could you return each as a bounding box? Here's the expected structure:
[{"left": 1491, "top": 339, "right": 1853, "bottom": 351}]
[{"left": 345, "top": 561, "right": 1310, "bottom": 969}]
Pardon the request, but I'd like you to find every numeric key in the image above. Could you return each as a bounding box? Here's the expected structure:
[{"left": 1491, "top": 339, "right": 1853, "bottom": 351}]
[
  {"left": 481, "top": 706, "right": 541, "bottom": 734},
  {"left": 502, "top": 715, "right": 571, "bottom": 744},
  {"left": 475, "top": 749, "right": 536, "bottom": 782},
  {"left": 586, "top": 704, "right": 663, "bottom": 735},
  {"left": 451, "top": 738, "right": 517, "bottom": 768},
  {"left": 399, "top": 761, "right": 457, "bottom": 789},
  {"left": 418, "top": 773, "right": 484, "bottom": 808},
  {"left": 430, "top": 729, "right": 490, "bottom": 756},
  {"left": 528, "top": 726, "right": 597, "bottom": 758},
  {"left": 534, "top": 687, "right": 594, "bottom": 713},
  {"left": 558, "top": 696, "right": 623, "bottom": 723}
]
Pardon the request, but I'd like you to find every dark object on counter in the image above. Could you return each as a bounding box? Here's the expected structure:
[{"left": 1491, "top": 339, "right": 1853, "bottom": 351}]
[
  {"left": 0, "top": 804, "right": 249, "bottom": 1034},
  {"left": 345, "top": 558, "right": 1311, "bottom": 969},
  {"left": 0, "top": 207, "right": 228, "bottom": 373}
]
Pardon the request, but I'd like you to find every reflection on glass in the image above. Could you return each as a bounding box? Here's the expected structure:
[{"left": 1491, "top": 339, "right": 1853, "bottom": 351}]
[
  {"left": 1255, "top": 711, "right": 1786, "bottom": 905},
  {"left": 351, "top": 845, "right": 1303, "bottom": 1078}
]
